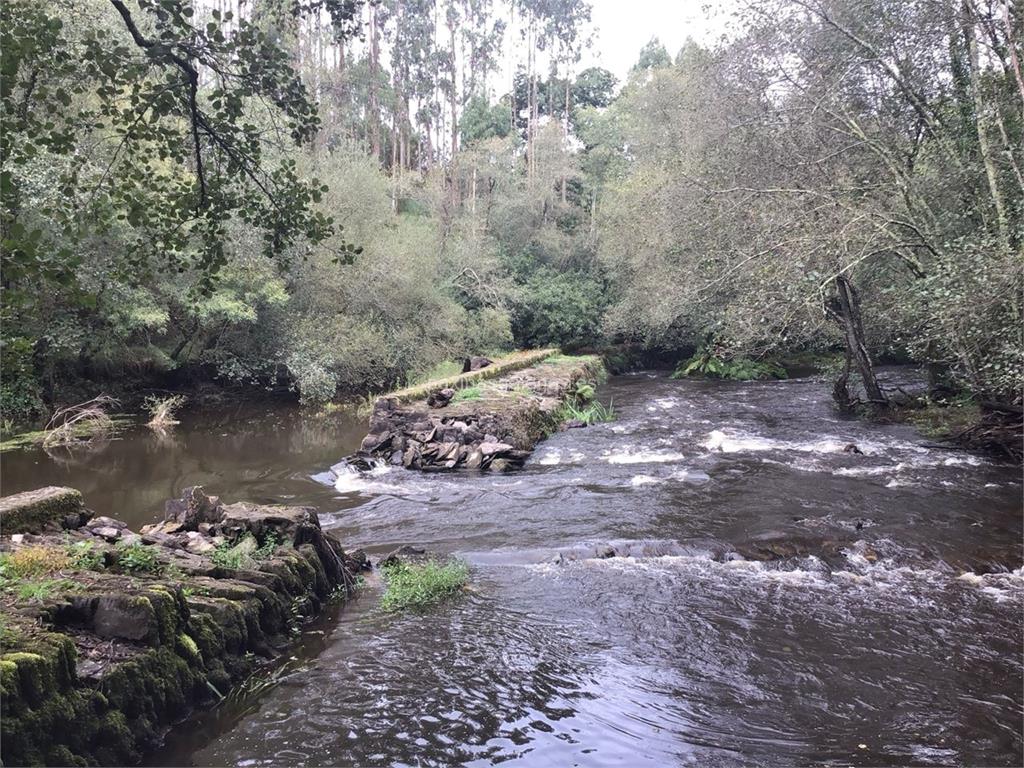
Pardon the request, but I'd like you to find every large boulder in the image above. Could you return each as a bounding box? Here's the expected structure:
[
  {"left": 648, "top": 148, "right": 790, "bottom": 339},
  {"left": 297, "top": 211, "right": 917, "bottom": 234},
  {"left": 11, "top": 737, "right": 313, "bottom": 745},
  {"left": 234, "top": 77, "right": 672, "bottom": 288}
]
[
  {"left": 92, "top": 594, "right": 157, "bottom": 642},
  {"left": 0, "top": 486, "right": 86, "bottom": 534}
]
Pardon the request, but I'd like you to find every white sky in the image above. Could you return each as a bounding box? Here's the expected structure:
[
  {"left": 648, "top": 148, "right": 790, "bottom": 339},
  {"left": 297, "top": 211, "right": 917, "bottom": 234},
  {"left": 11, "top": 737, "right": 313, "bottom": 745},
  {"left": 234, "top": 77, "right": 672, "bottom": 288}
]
[{"left": 580, "top": 0, "right": 739, "bottom": 82}]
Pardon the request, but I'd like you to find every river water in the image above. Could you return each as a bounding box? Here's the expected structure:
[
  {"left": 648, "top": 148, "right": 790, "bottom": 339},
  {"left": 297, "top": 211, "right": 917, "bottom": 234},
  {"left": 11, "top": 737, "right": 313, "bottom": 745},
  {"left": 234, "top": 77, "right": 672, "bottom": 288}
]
[{"left": 5, "top": 372, "right": 1023, "bottom": 766}]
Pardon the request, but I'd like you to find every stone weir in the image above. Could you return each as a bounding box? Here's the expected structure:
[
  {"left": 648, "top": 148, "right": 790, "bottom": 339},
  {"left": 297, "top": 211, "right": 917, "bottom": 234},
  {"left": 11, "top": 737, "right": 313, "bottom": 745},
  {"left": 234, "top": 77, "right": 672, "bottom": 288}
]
[
  {"left": 0, "top": 486, "right": 367, "bottom": 767},
  {"left": 356, "top": 352, "right": 605, "bottom": 472}
]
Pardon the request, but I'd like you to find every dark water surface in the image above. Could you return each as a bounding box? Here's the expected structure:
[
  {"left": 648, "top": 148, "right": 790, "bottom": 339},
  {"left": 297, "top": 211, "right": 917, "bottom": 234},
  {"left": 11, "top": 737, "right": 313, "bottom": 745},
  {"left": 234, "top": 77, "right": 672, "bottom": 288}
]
[{"left": 6, "top": 373, "right": 1023, "bottom": 766}]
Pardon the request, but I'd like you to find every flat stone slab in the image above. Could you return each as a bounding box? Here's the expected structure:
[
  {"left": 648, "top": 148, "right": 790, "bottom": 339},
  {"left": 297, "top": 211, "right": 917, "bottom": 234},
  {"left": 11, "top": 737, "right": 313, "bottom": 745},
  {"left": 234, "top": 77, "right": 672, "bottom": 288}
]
[{"left": 0, "top": 486, "right": 84, "bottom": 534}]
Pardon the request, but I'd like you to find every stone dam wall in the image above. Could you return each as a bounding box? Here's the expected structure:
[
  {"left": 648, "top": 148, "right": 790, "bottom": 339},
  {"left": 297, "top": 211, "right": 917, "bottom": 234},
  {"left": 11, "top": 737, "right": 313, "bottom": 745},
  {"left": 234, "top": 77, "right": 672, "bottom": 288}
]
[
  {"left": 356, "top": 353, "right": 605, "bottom": 471},
  {"left": 0, "top": 486, "right": 365, "bottom": 766}
]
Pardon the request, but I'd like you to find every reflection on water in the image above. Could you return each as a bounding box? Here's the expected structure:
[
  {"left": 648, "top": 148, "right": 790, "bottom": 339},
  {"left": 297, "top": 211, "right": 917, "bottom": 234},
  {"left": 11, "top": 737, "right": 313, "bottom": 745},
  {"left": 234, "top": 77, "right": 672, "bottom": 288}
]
[
  {"left": 1, "top": 403, "right": 368, "bottom": 530},
  {"left": 8, "top": 373, "right": 1021, "bottom": 767}
]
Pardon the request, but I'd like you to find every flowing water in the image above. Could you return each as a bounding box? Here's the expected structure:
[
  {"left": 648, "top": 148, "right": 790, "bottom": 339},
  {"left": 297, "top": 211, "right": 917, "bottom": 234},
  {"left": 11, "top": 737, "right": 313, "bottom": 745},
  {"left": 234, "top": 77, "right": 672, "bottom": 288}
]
[{"left": 5, "top": 372, "right": 1022, "bottom": 766}]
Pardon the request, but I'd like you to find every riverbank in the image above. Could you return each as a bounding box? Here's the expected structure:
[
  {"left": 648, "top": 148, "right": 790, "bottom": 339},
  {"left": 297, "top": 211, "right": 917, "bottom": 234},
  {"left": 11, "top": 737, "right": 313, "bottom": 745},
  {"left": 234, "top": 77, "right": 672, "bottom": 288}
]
[
  {"left": 354, "top": 352, "right": 606, "bottom": 472},
  {"left": 0, "top": 486, "right": 365, "bottom": 766}
]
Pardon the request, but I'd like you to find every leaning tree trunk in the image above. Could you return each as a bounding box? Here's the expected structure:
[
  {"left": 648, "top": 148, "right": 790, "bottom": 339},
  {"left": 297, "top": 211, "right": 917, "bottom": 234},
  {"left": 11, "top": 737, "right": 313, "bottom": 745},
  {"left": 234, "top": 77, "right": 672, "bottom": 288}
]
[{"left": 830, "top": 274, "right": 887, "bottom": 406}]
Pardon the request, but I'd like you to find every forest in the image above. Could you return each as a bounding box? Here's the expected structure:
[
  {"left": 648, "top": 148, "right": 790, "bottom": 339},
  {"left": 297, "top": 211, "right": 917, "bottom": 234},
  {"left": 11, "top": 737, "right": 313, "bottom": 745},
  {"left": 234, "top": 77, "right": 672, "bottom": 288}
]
[{"left": 2, "top": 0, "right": 1021, "bottom": 426}]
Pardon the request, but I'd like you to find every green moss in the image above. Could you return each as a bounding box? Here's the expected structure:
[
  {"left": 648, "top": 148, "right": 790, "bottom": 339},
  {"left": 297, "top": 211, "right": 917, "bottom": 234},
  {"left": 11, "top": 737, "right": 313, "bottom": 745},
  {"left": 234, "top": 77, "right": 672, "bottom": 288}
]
[
  {"left": 0, "top": 657, "right": 19, "bottom": 703},
  {"left": 4, "top": 652, "right": 57, "bottom": 706},
  {"left": 185, "top": 610, "right": 225, "bottom": 662},
  {"left": 177, "top": 633, "right": 200, "bottom": 662},
  {"left": 378, "top": 348, "right": 558, "bottom": 407},
  {"left": 145, "top": 587, "right": 184, "bottom": 645}
]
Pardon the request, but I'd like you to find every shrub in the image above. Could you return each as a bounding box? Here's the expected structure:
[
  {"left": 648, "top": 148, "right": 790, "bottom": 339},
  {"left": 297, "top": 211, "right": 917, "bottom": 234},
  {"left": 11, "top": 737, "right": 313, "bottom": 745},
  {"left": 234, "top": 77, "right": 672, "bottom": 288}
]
[
  {"left": 512, "top": 269, "right": 605, "bottom": 349},
  {"left": 379, "top": 559, "right": 469, "bottom": 611}
]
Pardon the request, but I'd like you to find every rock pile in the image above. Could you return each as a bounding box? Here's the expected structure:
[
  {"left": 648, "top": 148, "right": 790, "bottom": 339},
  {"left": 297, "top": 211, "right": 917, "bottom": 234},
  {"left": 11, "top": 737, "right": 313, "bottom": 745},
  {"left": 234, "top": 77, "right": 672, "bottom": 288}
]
[
  {"left": 359, "top": 397, "right": 534, "bottom": 471},
  {"left": 356, "top": 354, "right": 605, "bottom": 472}
]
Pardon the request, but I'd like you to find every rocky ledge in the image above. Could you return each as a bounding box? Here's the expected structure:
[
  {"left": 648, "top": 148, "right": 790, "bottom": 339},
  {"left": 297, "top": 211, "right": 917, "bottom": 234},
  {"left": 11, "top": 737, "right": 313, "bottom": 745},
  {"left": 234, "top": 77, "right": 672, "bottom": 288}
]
[
  {"left": 0, "top": 486, "right": 366, "bottom": 767},
  {"left": 355, "top": 353, "right": 605, "bottom": 472}
]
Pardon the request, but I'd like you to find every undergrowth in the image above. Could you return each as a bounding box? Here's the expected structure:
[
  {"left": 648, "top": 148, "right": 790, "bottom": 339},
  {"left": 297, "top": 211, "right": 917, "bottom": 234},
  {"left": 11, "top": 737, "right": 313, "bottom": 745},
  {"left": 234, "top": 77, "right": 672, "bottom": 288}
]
[
  {"left": 379, "top": 559, "right": 469, "bottom": 611},
  {"left": 672, "top": 348, "right": 787, "bottom": 381}
]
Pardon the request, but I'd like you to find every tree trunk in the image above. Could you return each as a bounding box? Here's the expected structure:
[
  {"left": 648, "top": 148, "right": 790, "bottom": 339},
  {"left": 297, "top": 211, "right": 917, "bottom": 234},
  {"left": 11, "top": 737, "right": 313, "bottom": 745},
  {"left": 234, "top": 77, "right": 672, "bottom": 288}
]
[
  {"left": 964, "top": 1, "right": 1010, "bottom": 254},
  {"left": 368, "top": 3, "right": 382, "bottom": 162},
  {"left": 831, "top": 274, "right": 887, "bottom": 406},
  {"left": 561, "top": 75, "right": 570, "bottom": 203}
]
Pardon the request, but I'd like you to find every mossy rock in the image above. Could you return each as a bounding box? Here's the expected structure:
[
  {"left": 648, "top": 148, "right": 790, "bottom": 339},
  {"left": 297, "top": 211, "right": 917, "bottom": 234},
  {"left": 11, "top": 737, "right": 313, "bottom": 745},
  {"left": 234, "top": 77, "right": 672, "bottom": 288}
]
[{"left": 0, "top": 486, "right": 84, "bottom": 534}]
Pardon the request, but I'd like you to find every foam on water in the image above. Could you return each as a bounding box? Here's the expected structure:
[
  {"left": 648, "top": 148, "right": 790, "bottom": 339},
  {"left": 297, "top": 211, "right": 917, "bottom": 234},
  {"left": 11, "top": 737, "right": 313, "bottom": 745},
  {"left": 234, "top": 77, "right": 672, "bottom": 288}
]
[
  {"left": 670, "top": 468, "right": 711, "bottom": 484},
  {"left": 630, "top": 474, "right": 663, "bottom": 486},
  {"left": 604, "top": 446, "right": 685, "bottom": 464},
  {"left": 330, "top": 460, "right": 398, "bottom": 494}
]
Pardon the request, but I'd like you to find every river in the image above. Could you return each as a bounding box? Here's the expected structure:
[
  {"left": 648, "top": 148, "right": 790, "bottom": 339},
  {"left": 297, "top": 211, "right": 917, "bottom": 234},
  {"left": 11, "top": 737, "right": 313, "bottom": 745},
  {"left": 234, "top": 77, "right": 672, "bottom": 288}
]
[{"left": 5, "top": 371, "right": 1022, "bottom": 766}]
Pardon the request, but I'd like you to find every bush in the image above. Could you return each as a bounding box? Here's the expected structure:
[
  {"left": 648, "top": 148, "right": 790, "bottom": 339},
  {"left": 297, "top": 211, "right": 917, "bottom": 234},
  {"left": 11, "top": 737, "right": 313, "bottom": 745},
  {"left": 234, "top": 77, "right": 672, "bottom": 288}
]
[
  {"left": 512, "top": 269, "right": 605, "bottom": 349},
  {"left": 379, "top": 559, "right": 469, "bottom": 611}
]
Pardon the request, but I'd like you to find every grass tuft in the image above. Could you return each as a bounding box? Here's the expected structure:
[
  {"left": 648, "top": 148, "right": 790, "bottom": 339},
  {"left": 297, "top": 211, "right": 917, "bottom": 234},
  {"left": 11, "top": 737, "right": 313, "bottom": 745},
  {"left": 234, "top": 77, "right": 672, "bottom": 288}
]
[
  {"left": 115, "top": 541, "right": 163, "bottom": 575},
  {"left": 0, "top": 546, "right": 70, "bottom": 579},
  {"left": 379, "top": 559, "right": 469, "bottom": 611},
  {"left": 211, "top": 532, "right": 281, "bottom": 570},
  {"left": 558, "top": 398, "right": 615, "bottom": 425},
  {"left": 13, "top": 578, "right": 73, "bottom": 602},
  {"left": 451, "top": 385, "right": 483, "bottom": 402},
  {"left": 409, "top": 360, "right": 465, "bottom": 386}
]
